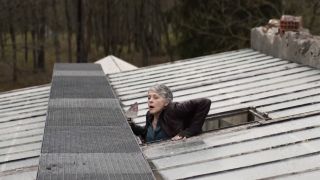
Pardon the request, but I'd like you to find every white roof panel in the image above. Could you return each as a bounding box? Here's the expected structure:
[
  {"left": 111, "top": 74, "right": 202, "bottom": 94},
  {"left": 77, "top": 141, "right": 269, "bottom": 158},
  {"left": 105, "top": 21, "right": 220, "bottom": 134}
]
[
  {"left": 195, "top": 153, "right": 320, "bottom": 180},
  {"left": 2, "top": 49, "right": 320, "bottom": 179},
  {"left": 142, "top": 115, "right": 320, "bottom": 179},
  {"left": 0, "top": 85, "right": 48, "bottom": 180},
  {"left": 109, "top": 49, "right": 320, "bottom": 179},
  {"left": 95, "top": 55, "right": 137, "bottom": 74}
]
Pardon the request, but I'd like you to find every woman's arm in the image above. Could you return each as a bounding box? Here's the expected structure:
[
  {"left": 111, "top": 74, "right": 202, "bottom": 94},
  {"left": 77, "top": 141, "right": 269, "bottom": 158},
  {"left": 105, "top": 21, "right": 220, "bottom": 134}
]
[
  {"left": 128, "top": 111, "right": 153, "bottom": 138},
  {"left": 128, "top": 119, "right": 147, "bottom": 136},
  {"left": 175, "top": 98, "right": 211, "bottom": 137}
]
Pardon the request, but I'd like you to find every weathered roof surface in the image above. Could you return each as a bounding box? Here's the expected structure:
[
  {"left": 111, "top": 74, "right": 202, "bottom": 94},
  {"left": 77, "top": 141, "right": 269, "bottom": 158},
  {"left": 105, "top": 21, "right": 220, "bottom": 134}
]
[
  {"left": 0, "top": 56, "right": 136, "bottom": 180},
  {"left": 109, "top": 49, "right": 320, "bottom": 124},
  {"left": 108, "top": 49, "right": 320, "bottom": 179},
  {"left": 2, "top": 49, "right": 320, "bottom": 179},
  {"left": 142, "top": 115, "right": 320, "bottom": 179},
  {"left": 0, "top": 84, "right": 49, "bottom": 180}
]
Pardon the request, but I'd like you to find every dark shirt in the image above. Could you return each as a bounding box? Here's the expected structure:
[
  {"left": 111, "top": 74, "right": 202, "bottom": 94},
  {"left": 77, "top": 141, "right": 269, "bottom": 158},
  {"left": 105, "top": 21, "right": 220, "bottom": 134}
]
[
  {"left": 146, "top": 121, "right": 169, "bottom": 142},
  {"left": 130, "top": 98, "right": 211, "bottom": 142}
]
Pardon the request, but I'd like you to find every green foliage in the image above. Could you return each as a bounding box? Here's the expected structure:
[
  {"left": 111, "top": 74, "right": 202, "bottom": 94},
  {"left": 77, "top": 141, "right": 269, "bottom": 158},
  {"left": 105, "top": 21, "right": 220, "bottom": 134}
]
[
  {"left": 1, "top": 0, "right": 320, "bottom": 91},
  {"left": 172, "top": 0, "right": 283, "bottom": 58}
]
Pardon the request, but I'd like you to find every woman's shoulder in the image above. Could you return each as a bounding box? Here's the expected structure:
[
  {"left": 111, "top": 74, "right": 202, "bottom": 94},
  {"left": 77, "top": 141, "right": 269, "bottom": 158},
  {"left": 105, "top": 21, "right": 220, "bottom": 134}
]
[{"left": 171, "top": 98, "right": 211, "bottom": 107}]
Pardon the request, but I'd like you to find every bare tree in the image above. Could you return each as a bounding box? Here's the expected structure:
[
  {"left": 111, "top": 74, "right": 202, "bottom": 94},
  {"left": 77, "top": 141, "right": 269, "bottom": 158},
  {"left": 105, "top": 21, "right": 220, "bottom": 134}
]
[
  {"left": 0, "top": 32, "right": 5, "bottom": 59},
  {"left": 76, "top": 0, "right": 86, "bottom": 62},
  {"left": 52, "top": 0, "right": 61, "bottom": 62},
  {"left": 64, "top": 0, "right": 73, "bottom": 62},
  {"left": 31, "top": 22, "right": 38, "bottom": 72},
  {"left": 37, "top": 1, "right": 47, "bottom": 70},
  {"left": 7, "top": 0, "right": 18, "bottom": 81},
  {"left": 21, "top": 0, "right": 30, "bottom": 63},
  {"left": 0, "top": 3, "right": 7, "bottom": 60}
]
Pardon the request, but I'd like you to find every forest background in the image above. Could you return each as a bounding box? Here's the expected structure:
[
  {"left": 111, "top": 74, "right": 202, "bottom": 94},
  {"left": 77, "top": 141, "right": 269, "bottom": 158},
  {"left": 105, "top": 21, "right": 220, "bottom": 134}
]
[{"left": 0, "top": 0, "right": 319, "bottom": 92}]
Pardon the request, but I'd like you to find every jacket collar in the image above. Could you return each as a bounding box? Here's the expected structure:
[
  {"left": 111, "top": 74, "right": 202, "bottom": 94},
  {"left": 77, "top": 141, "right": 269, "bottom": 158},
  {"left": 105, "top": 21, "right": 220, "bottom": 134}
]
[{"left": 146, "top": 108, "right": 167, "bottom": 124}]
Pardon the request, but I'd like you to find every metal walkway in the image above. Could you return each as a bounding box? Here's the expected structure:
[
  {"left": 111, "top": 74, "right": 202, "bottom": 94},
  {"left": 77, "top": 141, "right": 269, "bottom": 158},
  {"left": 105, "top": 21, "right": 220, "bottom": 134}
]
[{"left": 36, "top": 63, "right": 154, "bottom": 180}]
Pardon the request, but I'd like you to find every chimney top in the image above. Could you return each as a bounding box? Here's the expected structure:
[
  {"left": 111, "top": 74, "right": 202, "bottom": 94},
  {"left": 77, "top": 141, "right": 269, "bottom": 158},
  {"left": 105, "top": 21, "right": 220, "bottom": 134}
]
[
  {"left": 251, "top": 15, "right": 320, "bottom": 69},
  {"left": 279, "top": 15, "right": 303, "bottom": 34}
]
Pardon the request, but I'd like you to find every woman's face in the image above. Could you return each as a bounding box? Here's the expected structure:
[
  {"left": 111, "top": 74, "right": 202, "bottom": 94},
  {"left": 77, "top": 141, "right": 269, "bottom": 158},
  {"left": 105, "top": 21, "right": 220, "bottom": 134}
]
[{"left": 148, "top": 91, "right": 169, "bottom": 115}]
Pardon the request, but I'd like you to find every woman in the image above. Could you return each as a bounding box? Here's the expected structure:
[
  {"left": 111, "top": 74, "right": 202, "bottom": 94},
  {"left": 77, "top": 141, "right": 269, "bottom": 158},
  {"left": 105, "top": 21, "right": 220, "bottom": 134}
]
[{"left": 130, "top": 84, "right": 211, "bottom": 143}]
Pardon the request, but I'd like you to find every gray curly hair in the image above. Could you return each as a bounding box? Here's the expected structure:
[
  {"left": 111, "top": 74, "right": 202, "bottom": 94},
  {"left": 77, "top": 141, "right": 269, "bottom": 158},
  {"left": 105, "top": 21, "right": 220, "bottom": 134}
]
[{"left": 148, "top": 84, "right": 173, "bottom": 102}]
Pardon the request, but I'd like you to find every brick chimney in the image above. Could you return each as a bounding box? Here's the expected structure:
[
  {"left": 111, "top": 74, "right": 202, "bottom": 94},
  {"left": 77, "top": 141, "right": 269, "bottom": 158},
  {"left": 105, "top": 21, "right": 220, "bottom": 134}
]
[{"left": 251, "top": 15, "right": 320, "bottom": 69}]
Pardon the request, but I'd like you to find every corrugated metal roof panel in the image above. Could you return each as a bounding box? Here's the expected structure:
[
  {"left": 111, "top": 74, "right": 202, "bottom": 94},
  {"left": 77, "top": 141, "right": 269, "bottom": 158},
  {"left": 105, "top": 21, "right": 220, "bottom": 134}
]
[
  {"left": 108, "top": 49, "right": 255, "bottom": 79},
  {"left": 142, "top": 115, "right": 320, "bottom": 179},
  {"left": 0, "top": 85, "right": 48, "bottom": 180},
  {"left": 110, "top": 49, "right": 320, "bottom": 125},
  {"left": 2, "top": 49, "right": 320, "bottom": 179},
  {"left": 193, "top": 152, "right": 320, "bottom": 180},
  {"left": 108, "top": 49, "right": 320, "bottom": 179}
]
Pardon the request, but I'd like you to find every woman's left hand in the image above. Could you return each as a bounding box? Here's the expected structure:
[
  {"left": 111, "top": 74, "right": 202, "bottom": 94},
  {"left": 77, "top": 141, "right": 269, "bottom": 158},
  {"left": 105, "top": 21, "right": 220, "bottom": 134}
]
[{"left": 171, "top": 134, "right": 187, "bottom": 141}]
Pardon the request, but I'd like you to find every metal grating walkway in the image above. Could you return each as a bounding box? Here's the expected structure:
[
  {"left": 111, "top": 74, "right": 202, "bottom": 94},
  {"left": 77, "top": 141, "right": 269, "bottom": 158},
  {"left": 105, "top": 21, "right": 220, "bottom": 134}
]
[{"left": 37, "top": 63, "right": 154, "bottom": 180}]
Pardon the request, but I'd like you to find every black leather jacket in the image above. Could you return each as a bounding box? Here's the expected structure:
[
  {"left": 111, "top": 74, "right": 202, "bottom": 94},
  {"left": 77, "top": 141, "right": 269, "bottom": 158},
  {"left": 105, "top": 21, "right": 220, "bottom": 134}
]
[{"left": 130, "top": 98, "right": 211, "bottom": 140}]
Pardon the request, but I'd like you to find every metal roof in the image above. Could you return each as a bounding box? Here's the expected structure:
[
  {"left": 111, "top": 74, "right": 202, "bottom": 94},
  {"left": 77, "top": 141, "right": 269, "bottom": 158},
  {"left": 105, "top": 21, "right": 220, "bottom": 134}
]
[
  {"left": 0, "top": 56, "right": 136, "bottom": 180},
  {"left": 95, "top": 55, "right": 138, "bottom": 74},
  {"left": 0, "top": 85, "right": 49, "bottom": 180},
  {"left": 108, "top": 49, "right": 320, "bottom": 179},
  {"left": 109, "top": 49, "right": 320, "bottom": 124},
  {"left": 141, "top": 115, "right": 320, "bottom": 179},
  {"left": 1, "top": 49, "right": 320, "bottom": 179}
]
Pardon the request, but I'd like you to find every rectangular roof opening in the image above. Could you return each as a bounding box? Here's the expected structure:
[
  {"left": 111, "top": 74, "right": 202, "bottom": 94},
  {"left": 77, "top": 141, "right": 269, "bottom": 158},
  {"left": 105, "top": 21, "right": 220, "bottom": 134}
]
[
  {"left": 202, "top": 107, "right": 269, "bottom": 132},
  {"left": 140, "top": 107, "right": 269, "bottom": 145}
]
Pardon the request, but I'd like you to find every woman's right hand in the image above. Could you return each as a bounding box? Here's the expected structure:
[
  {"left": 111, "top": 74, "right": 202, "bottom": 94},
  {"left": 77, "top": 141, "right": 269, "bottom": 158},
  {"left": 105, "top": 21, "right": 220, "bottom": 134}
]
[{"left": 171, "top": 134, "right": 187, "bottom": 141}]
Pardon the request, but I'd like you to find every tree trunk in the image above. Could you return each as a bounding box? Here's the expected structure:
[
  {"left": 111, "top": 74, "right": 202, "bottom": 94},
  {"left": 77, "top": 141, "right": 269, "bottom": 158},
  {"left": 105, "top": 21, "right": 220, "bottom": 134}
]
[
  {"left": 139, "top": 0, "right": 149, "bottom": 66},
  {"left": 52, "top": 0, "right": 61, "bottom": 62},
  {"left": 37, "top": 23, "right": 45, "bottom": 70},
  {"left": 9, "top": 23, "right": 17, "bottom": 81},
  {"left": 101, "top": 14, "right": 108, "bottom": 55},
  {"left": 31, "top": 28, "right": 37, "bottom": 72},
  {"left": 0, "top": 32, "right": 5, "bottom": 59},
  {"left": 106, "top": 0, "right": 111, "bottom": 54},
  {"left": 157, "top": 2, "right": 174, "bottom": 62},
  {"left": 85, "top": 4, "right": 92, "bottom": 60},
  {"left": 24, "top": 30, "right": 28, "bottom": 63},
  {"left": 64, "top": 0, "right": 72, "bottom": 62},
  {"left": 93, "top": 16, "right": 101, "bottom": 55},
  {"left": 76, "top": 0, "right": 86, "bottom": 62},
  {"left": 101, "top": 0, "right": 110, "bottom": 56},
  {"left": 133, "top": 2, "right": 140, "bottom": 52},
  {"left": 7, "top": 0, "right": 17, "bottom": 81},
  {"left": 30, "top": 2, "right": 38, "bottom": 72},
  {"left": 37, "top": 2, "right": 46, "bottom": 70}
]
